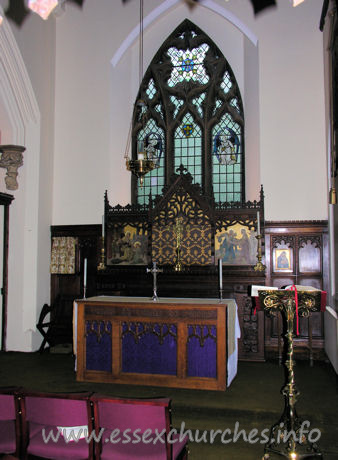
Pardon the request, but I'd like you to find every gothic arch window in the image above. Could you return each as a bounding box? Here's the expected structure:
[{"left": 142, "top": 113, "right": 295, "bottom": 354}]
[{"left": 131, "top": 19, "right": 244, "bottom": 205}]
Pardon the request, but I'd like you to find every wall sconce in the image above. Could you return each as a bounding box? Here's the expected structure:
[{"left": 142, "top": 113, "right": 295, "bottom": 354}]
[
  {"left": 329, "top": 183, "right": 337, "bottom": 204},
  {"left": 0, "top": 145, "right": 25, "bottom": 190}
]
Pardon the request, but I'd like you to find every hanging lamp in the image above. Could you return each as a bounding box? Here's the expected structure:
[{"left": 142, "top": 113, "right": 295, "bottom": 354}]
[{"left": 125, "top": 0, "right": 156, "bottom": 187}]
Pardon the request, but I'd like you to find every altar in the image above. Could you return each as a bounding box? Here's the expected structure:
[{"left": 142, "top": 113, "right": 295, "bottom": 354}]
[{"left": 74, "top": 296, "right": 240, "bottom": 391}]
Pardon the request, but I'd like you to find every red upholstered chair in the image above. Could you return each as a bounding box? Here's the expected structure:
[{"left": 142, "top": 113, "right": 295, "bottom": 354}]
[
  {"left": 91, "top": 395, "right": 188, "bottom": 460},
  {"left": 0, "top": 388, "right": 21, "bottom": 458},
  {"left": 21, "top": 391, "right": 94, "bottom": 460}
]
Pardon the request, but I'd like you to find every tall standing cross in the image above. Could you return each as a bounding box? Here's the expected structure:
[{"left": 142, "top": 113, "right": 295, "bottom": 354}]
[{"left": 146, "top": 261, "right": 163, "bottom": 301}]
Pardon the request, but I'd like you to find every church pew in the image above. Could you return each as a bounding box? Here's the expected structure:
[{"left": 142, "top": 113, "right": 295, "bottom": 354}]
[
  {"left": 91, "top": 394, "right": 189, "bottom": 460},
  {"left": 0, "top": 388, "right": 188, "bottom": 460},
  {"left": 0, "top": 388, "right": 21, "bottom": 458},
  {"left": 20, "top": 390, "right": 94, "bottom": 460}
]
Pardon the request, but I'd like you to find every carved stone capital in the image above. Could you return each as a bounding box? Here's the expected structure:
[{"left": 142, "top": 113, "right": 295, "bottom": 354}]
[{"left": 0, "top": 145, "right": 25, "bottom": 190}]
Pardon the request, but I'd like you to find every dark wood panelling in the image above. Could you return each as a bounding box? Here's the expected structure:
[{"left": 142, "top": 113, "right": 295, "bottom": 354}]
[
  {"left": 264, "top": 221, "right": 328, "bottom": 361},
  {"left": 49, "top": 220, "right": 328, "bottom": 362}
]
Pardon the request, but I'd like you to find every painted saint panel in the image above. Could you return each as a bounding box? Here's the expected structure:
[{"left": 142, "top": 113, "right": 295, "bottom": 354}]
[
  {"left": 107, "top": 225, "right": 149, "bottom": 265},
  {"left": 215, "top": 224, "right": 257, "bottom": 265}
]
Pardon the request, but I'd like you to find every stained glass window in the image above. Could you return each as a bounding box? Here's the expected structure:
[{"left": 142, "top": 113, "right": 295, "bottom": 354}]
[{"left": 131, "top": 19, "right": 244, "bottom": 205}]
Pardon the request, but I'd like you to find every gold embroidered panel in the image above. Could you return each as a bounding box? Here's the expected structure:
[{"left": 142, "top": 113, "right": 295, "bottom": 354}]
[{"left": 50, "top": 237, "right": 77, "bottom": 274}]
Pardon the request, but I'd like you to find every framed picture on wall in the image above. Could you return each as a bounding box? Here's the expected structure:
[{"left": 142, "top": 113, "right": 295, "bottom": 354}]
[{"left": 273, "top": 248, "right": 293, "bottom": 272}]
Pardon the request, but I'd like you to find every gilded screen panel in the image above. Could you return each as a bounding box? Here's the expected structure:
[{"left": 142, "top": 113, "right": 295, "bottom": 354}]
[{"left": 152, "top": 218, "right": 211, "bottom": 266}]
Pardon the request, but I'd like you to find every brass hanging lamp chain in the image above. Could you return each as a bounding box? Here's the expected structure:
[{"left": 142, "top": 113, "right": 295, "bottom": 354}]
[
  {"left": 139, "top": 0, "right": 144, "bottom": 88},
  {"left": 124, "top": 120, "right": 133, "bottom": 160},
  {"left": 124, "top": 0, "right": 143, "bottom": 161}
]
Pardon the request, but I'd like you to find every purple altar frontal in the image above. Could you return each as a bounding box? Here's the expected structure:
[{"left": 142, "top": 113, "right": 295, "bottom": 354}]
[{"left": 74, "top": 297, "right": 239, "bottom": 391}]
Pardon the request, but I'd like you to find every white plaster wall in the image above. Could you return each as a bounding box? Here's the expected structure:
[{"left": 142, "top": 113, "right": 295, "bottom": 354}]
[
  {"left": 0, "top": 10, "right": 55, "bottom": 351},
  {"left": 52, "top": 0, "right": 327, "bottom": 224},
  {"left": 253, "top": 0, "right": 327, "bottom": 220},
  {"left": 325, "top": 308, "right": 338, "bottom": 373}
]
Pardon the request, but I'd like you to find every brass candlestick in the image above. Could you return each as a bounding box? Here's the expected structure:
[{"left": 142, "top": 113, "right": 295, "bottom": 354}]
[
  {"left": 254, "top": 234, "right": 266, "bottom": 272},
  {"left": 97, "top": 236, "right": 105, "bottom": 270},
  {"left": 259, "top": 290, "right": 323, "bottom": 460},
  {"left": 174, "top": 217, "right": 183, "bottom": 272}
]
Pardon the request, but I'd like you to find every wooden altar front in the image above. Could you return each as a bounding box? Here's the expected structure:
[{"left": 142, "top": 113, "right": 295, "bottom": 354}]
[{"left": 75, "top": 297, "right": 239, "bottom": 391}]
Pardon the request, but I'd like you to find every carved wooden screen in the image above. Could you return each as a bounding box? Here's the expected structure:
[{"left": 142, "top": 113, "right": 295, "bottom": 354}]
[
  {"left": 151, "top": 187, "right": 212, "bottom": 266},
  {"left": 105, "top": 171, "right": 264, "bottom": 267},
  {"left": 131, "top": 19, "right": 244, "bottom": 206}
]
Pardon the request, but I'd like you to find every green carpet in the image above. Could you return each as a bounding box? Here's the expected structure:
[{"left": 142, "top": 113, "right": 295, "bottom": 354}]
[{"left": 0, "top": 351, "right": 337, "bottom": 459}]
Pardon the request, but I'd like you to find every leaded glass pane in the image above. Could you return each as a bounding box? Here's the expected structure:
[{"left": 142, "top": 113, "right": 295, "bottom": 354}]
[
  {"left": 155, "top": 104, "right": 163, "bottom": 118},
  {"left": 221, "top": 71, "right": 232, "bottom": 94},
  {"left": 170, "top": 96, "right": 184, "bottom": 119},
  {"left": 213, "top": 99, "right": 223, "bottom": 115},
  {"left": 146, "top": 78, "right": 156, "bottom": 99},
  {"left": 192, "top": 93, "right": 206, "bottom": 118},
  {"left": 174, "top": 113, "right": 202, "bottom": 185},
  {"left": 167, "top": 44, "right": 210, "bottom": 87},
  {"left": 230, "top": 98, "right": 241, "bottom": 114}
]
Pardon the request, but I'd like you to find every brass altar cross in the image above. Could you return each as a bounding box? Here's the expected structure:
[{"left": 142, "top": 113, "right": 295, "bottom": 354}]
[{"left": 146, "top": 261, "right": 163, "bottom": 301}]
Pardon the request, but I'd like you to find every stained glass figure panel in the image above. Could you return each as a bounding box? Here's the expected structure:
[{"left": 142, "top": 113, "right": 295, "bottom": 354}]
[
  {"left": 212, "top": 114, "right": 242, "bottom": 203},
  {"left": 137, "top": 119, "right": 165, "bottom": 204}
]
